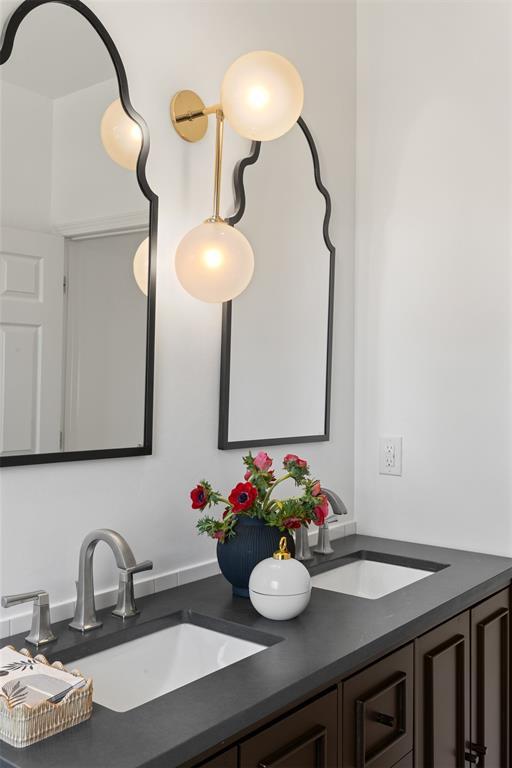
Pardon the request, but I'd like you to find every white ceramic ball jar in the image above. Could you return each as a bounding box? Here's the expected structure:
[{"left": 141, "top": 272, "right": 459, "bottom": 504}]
[{"left": 249, "top": 537, "right": 311, "bottom": 620}]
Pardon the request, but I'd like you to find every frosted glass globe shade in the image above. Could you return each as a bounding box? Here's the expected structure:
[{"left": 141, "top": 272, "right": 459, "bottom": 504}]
[
  {"left": 221, "top": 51, "right": 304, "bottom": 141},
  {"left": 133, "top": 237, "right": 149, "bottom": 296},
  {"left": 175, "top": 221, "right": 254, "bottom": 303},
  {"left": 101, "top": 98, "right": 142, "bottom": 171}
]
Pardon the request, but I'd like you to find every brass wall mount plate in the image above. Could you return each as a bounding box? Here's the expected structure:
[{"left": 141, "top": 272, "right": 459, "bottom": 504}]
[{"left": 171, "top": 90, "right": 208, "bottom": 142}]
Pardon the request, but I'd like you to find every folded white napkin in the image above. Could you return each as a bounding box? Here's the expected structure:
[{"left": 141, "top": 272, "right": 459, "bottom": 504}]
[{"left": 0, "top": 647, "right": 86, "bottom": 708}]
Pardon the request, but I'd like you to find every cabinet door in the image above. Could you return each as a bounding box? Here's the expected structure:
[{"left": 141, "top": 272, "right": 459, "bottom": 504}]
[
  {"left": 342, "top": 643, "right": 413, "bottom": 768},
  {"left": 240, "top": 689, "right": 337, "bottom": 768},
  {"left": 195, "top": 746, "right": 238, "bottom": 767},
  {"left": 391, "top": 754, "right": 413, "bottom": 768},
  {"left": 470, "top": 588, "right": 510, "bottom": 768},
  {"left": 414, "top": 611, "right": 470, "bottom": 768}
]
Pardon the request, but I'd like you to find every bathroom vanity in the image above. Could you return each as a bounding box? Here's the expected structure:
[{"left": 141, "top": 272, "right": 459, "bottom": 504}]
[{"left": 0, "top": 534, "right": 511, "bottom": 768}]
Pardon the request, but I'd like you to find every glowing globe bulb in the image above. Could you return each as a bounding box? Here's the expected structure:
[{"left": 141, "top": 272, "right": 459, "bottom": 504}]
[
  {"left": 133, "top": 237, "right": 149, "bottom": 296},
  {"left": 101, "top": 98, "right": 142, "bottom": 171},
  {"left": 221, "top": 51, "right": 304, "bottom": 141},
  {"left": 175, "top": 220, "right": 254, "bottom": 303}
]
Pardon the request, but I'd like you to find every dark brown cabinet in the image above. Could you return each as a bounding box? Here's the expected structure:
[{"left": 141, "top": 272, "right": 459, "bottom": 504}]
[
  {"left": 191, "top": 587, "right": 511, "bottom": 768},
  {"left": 341, "top": 643, "right": 413, "bottom": 768},
  {"left": 239, "top": 689, "right": 338, "bottom": 768},
  {"left": 414, "top": 610, "right": 470, "bottom": 768},
  {"left": 197, "top": 747, "right": 238, "bottom": 767},
  {"left": 391, "top": 753, "right": 413, "bottom": 768},
  {"left": 470, "top": 588, "right": 510, "bottom": 768},
  {"left": 415, "top": 590, "right": 511, "bottom": 768}
]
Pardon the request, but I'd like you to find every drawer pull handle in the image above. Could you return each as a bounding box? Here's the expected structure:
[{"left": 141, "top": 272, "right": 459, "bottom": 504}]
[
  {"left": 465, "top": 743, "right": 487, "bottom": 766},
  {"left": 355, "top": 671, "right": 408, "bottom": 768},
  {"left": 374, "top": 712, "right": 395, "bottom": 727},
  {"left": 258, "top": 725, "right": 327, "bottom": 768}
]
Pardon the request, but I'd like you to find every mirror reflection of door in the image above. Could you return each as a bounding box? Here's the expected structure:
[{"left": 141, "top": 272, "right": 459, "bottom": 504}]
[
  {"left": 0, "top": 228, "right": 64, "bottom": 454},
  {"left": 64, "top": 231, "right": 148, "bottom": 451},
  {"left": 0, "top": 2, "right": 152, "bottom": 458}
]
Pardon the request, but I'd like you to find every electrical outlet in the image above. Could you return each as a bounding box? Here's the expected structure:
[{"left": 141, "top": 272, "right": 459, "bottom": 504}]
[{"left": 379, "top": 436, "right": 403, "bottom": 476}]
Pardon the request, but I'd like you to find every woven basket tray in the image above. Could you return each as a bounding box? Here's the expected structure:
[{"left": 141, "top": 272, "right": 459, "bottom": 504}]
[{"left": 0, "top": 647, "right": 93, "bottom": 749}]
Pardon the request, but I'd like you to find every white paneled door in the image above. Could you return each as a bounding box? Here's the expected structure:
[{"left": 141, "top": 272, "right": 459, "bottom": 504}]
[{"left": 0, "top": 227, "right": 64, "bottom": 455}]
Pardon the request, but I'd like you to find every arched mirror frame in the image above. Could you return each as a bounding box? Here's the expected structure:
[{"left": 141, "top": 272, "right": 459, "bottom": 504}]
[
  {"left": 0, "top": 0, "right": 158, "bottom": 467},
  {"left": 218, "top": 117, "right": 335, "bottom": 450}
]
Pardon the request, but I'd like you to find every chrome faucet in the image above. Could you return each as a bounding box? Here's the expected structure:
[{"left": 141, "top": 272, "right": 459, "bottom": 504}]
[
  {"left": 69, "top": 529, "right": 153, "bottom": 632},
  {"left": 313, "top": 487, "right": 348, "bottom": 555},
  {"left": 295, "top": 525, "right": 313, "bottom": 561},
  {"left": 1, "top": 591, "right": 56, "bottom": 647}
]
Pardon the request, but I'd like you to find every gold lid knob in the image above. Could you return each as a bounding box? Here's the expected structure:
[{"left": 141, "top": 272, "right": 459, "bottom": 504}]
[{"left": 273, "top": 537, "right": 292, "bottom": 560}]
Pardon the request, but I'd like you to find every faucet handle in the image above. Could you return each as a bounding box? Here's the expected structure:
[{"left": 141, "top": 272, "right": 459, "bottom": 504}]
[
  {"left": 2, "top": 590, "right": 47, "bottom": 608},
  {"left": 123, "top": 560, "right": 153, "bottom": 577},
  {"left": 1, "top": 591, "right": 57, "bottom": 647},
  {"left": 112, "top": 560, "right": 153, "bottom": 620}
]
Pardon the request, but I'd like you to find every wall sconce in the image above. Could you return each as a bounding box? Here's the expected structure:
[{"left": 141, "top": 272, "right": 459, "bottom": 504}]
[
  {"left": 101, "top": 98, "right": 142, "bottom": 171},
  {"left": 171, "top": 51, "right": 304, "bottom": 303},
  {"left": 100, "top": 99, "right": 148, "bottom": 295},
  {"left": 133, "top": 236, "right": 149, "bottom": 296}
]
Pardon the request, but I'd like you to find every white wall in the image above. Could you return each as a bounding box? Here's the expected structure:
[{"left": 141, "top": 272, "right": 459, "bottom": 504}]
[
  {"left": 355, "top": 1, "right": 512, "bottom": 555},
  {"left": 0, "top": 81, "right": 53, "bottom": 230},
  {"left": 52, "top": 78, "right": 146, "bottom": 227},
  {"left": 0, "top": 1, "right": 355, "bottom": 630},
  {"left": 1, "top": 65, "right": 147, "bottom": 234}
]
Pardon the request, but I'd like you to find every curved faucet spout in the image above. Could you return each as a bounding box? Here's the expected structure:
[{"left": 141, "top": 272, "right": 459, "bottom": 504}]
[
  {"left": 322, "top": 488, "right": 348, "bottom": 518},
  {"left": 313, "top": 488, "right": 348, "bottom": 555},
  {"left": 69, "top": 529, "right": 138, "bottom": 632}
]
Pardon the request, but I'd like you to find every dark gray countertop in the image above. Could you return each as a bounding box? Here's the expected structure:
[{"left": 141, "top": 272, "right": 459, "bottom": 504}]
[{"left": 1, "top": 534, "right": 511, "bottom": 768}]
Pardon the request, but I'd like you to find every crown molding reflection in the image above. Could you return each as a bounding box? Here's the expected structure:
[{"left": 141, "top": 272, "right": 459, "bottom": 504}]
[{"left": 55, "top": 210, "right": 149, "bottom": 240}]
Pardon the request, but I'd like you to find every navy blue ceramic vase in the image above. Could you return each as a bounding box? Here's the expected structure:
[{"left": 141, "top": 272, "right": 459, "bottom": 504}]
[{"left": 217, "top": 517, "right": 296, "bottom": 598}]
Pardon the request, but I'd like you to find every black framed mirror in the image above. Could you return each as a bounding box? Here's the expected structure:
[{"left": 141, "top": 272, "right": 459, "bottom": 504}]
[
  {"left": 218, "top": 117, "right": 335, "bottom": 450},
  {"left": 0, "top": 0, "right": 157, "bottom": 467}
]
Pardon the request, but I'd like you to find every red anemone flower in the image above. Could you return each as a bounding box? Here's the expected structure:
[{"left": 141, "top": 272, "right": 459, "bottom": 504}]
[
  {"left": 190, "top": 484, "right": 208, "bottom": 510},
  {"left": 313, "top": 495, "right": 329, "bottom": 526},
  {"left": 283, "top": 517, "right": 302, "bottom": 530},
  {"left": 283, "top": 453, "right": 308, "bottom": 469},
  {"left": 254, "top": 451, "right": 272, "bottom": 471},
  {"left": 228, "top": 482, "right": 258, "bottom": 513}
]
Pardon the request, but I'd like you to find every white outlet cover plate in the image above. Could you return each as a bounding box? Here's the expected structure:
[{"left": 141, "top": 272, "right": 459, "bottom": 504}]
[{"left": 379, "top": 436, "right": 403, "bottom": 476}]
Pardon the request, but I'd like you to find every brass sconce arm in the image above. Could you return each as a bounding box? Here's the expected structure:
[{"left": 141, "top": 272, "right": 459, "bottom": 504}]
[
  {"left": 171, "top": 90, "right": 225, "bottom": 222},
  {"left": 212, "top": 109, "right": 224, "bottom": 221},
  {"left": 173, "top": 101, "right": 221, "bottom": 126}
]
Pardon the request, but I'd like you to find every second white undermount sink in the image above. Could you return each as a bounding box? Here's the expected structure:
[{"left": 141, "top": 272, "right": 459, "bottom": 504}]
[
  {"left": 311, "top": 557, "right": 439, "bottom": 599},
  {"left": 70, "top": 621, "right": 268, "bottom": 712}
]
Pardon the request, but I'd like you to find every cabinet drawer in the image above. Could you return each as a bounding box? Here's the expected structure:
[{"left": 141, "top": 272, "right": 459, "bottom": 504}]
[
  {"left": 195, "top": 747, "right": 238, "bottom": 767},
  {"left": 341, "top": 643, "right": 414, "bottom": 768},
  {"left": 240, "top": 689, "right": 337, "bottom": 768},
  {"left": 391, "top": 753, "right": 413, "bottom": 768}
]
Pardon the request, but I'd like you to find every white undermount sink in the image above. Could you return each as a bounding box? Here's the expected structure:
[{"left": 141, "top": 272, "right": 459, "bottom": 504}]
[
  {"left": 311, "top": 557, "right": 437, "bottom": 599},
  {"left": 70, "top": 622, "right": 267, "bottom": 712}
]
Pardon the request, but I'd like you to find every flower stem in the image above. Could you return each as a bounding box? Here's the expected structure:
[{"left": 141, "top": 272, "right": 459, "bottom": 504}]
[{"left": 262, "top": 473, "right": 292, "bottom": 513}]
